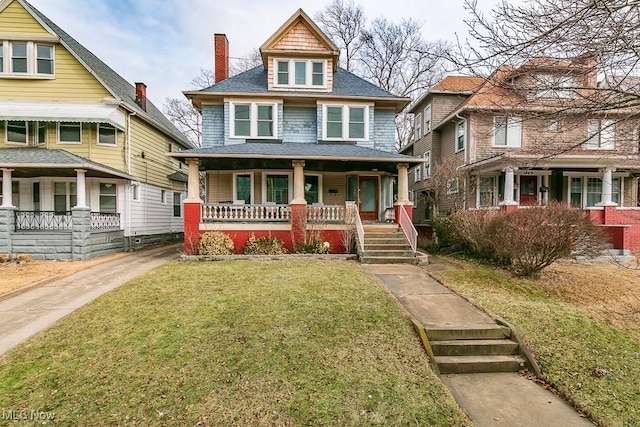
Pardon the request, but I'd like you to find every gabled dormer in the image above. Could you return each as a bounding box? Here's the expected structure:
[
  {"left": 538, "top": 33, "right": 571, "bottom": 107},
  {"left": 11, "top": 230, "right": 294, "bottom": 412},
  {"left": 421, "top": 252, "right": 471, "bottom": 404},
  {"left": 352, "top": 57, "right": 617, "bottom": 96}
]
[{"left": 259, "top": 9, "right": 339, "bottom": 93}]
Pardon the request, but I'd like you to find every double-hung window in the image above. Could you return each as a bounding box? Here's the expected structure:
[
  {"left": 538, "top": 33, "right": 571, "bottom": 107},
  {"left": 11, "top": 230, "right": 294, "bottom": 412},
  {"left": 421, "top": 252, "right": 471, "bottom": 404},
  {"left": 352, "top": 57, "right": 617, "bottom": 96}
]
[
  {"left": 98, "top": 124, "right": 117, "bottom": 146},
  {"left": 233, "top": 173, "right": 253, "bottom": 204},
  {"left": 456, "top": 120, "right": 466, "bottom": 152},
  {"left": 478, "top": 176, "right": 497, "bottom": 207},
  {"left": 423, "top": 151, "right": 431, "bottom": 178},
  {"left": 274, "top": 59, "right": 325, "bottom": 88},
  {"left": 494, "top": 116, "right": 522, "bottom": 147},
  {"left": 587, "top": 119, "right": 614, "bottom": 149},
  {"left": 323, "top": 105, "right": 368, "bottom": 141},
  {"left": 0, "top": 41, "right": 54, "bottom": 76},
  {"left": 54, "top": 182, "right": 76, "bottom": 213},
  {"left": 35, "top": 122, "right": 46, "bottom": 145},
  {"left": 6, "top": 121, "right": 28, "bottom": 145},
  {"left": 173, "top": 192, "right": 182, "bottom": 217},
  {"left": 58, "top": 122, "right": 81, "bottom": 144},
  {"left": 415, "top": 113, "right": 422, "bottom": 141},
  {"left": 100, "top": 183, "right": 117, "bottom": 213},
  {"left": 231, "top": 103, "right": 277, "bottom": 139},
  {"left": 265, "top": 174, "right": 289, "bottom": 203},
  {"left": 414, "top": 161, "right": 422, "bottom": 182}
]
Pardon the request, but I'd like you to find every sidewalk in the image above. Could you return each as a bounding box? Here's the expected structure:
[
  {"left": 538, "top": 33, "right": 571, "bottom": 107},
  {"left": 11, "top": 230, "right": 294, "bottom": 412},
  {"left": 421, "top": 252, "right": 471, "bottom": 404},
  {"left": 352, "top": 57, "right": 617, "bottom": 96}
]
[
  {"left": 0, "top": 244, "right": 180, "bottom": 357},
  {"left": 363, "top": 263, "right": 594, "bottom": 427}
]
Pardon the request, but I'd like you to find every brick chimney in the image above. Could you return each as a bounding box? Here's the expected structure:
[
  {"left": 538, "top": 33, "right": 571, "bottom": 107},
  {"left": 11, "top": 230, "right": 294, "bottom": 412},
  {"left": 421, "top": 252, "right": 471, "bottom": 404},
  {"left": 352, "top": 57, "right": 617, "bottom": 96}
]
[
  {"left": 135, "top": 82, "right": 147, "bottom": 111},
  {"left": 214, "top": 34, "right": 229, "bottom": 83}
]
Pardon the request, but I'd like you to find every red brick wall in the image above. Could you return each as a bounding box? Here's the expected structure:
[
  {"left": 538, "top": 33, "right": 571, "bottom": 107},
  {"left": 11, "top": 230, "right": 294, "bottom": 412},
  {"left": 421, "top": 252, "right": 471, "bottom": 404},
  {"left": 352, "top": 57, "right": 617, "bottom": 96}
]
[{"left": 588, "top": 207, "right": 640, "bottom": 251}]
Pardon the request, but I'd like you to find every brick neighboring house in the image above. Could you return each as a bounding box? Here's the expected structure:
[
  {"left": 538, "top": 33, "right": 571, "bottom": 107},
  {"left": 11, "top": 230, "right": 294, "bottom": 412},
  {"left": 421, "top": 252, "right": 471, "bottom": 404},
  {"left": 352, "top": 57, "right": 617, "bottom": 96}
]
[
  {"left": 0, "top": 0, "right": 194, "bottom": 260},
  {"left": 401, "top": 58, "right": 640, "bottom": 252},
  {"left": 170, "top": 9, "right": 422, "bottom": 255}
]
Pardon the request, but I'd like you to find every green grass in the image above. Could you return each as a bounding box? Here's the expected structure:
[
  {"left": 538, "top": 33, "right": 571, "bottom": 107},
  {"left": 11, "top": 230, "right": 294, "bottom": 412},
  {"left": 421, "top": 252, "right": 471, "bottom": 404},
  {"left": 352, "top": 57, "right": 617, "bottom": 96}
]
[
  {"left": 0, "top": 260, "right": 467, "bottom": 426},
  {"left": 430, "top": 265, "right": 640, "bottom": 427}
]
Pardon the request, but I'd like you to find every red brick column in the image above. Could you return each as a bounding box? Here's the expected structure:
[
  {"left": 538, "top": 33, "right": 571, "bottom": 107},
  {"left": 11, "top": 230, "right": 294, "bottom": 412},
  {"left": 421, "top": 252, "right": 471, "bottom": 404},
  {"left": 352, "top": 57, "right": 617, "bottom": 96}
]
[
  {"left": 395, "top": 203, "right": 413, "bottom": 224},
  {"left": 602, "top": 205, "right": 616, "bottom": 225},
  {"left": 183, "top": 202, "right": 202, "bottom": 254},
  {"left": 290, "top": 204, "right": 307, "bottom": 249},
  {"left": 501, "top": 204, "right": 518, "bottom": 214}
]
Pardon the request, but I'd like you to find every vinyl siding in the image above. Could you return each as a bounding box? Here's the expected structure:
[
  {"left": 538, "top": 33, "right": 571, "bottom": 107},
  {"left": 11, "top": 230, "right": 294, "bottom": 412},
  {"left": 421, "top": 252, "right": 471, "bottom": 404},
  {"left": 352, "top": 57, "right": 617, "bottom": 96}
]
[
  {"left": 282, "top": 106, "right": 316, "bottom": 143},
  {"left": 0, "top": 1, "right": 52, "bottom": 35},
  {"left": 128, "top": 183, "right": 184, "bottom": 235},
  {"left": 0, "top": 44, "right": 112, "bottom": 101}
]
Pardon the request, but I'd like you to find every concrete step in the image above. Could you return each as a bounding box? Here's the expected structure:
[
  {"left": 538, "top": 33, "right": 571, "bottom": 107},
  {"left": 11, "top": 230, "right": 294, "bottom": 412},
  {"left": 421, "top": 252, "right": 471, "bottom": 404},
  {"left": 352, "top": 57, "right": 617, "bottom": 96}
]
[
  {"left": 364, "top": 243, "right": 413, "bottom": 251},
  {"left": 364, "top": 250, "right": 415, "bottom": 257},
  {"left": 431, "top": 339, "right": 519, "bottom": 356},
  {"left": 435, "top": 355, "right": 523, "bottom": 374},
  {"left": 361, "top": 256, "right": 417, "bottom": 264},
  {"left": 365, "top": 232, "right": 406, "bottom": 239},
  {"left": 427, "top": 326, "right": 512, "bottom": 341},
  {"left": 365, "top": 237, "right": 409, "bottom": 244},
  {"left": 363, "top": 225, "right": 400, "bottom": 233}
]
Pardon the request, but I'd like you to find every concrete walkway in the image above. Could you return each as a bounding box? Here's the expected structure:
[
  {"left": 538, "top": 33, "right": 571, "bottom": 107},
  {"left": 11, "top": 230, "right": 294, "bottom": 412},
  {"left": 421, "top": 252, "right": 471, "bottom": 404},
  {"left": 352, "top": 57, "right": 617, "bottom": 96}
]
[
  {"left": 0, "top": 244, "right": 180, "bottom": 357},
  {"left": 363, "top": 263, "right": 594, "bottom": 427}
]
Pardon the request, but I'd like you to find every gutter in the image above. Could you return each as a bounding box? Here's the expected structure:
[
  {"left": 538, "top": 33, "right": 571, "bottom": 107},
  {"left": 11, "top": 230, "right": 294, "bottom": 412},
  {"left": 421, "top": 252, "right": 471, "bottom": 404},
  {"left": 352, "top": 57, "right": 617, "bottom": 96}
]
[{"left": 167, "top": 152, "right": 425, "bottom": 164}]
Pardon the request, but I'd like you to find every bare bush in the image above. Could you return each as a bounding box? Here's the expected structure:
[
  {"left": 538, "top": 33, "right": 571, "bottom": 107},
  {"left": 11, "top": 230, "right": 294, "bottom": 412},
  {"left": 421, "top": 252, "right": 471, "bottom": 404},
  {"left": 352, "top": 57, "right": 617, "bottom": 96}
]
[{"left": 486, "top": 203, "right": 606, "bottom": 278}]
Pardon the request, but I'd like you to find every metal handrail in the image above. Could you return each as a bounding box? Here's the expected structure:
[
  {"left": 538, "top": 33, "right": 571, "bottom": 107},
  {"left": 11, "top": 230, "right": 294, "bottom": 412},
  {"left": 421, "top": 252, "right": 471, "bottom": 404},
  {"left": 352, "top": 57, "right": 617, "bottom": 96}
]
[{"left": 398, "top": 204, "right": 417, "bottom": 253}]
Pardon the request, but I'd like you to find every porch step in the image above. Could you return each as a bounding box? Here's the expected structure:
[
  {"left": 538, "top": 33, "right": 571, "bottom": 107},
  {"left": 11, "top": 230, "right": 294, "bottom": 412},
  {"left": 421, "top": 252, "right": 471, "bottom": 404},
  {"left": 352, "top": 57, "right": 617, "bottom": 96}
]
[
  {"left": 360, "top": 256, "right": 417, "bottom": 264},
  {"left": 434, "top": 355, "right": 523, "bottom": 374},
  {"left": 364, "top": 243, "right": 413, "bottom": 251},
  {"left": 359, "top": 224, "right": 416, "bottom": 265},
  {"left": 363, "top": 250, "right": 414, "bottom": 258},
  {"left": 362, "top": 224, "right": 401, "bottom": 233}
]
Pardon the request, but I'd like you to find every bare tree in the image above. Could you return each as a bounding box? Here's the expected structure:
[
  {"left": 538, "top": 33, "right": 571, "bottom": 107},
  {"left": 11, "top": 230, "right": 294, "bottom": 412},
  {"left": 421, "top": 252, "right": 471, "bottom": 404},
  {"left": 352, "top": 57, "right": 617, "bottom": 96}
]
[
  {"left": 424, "top": 155, "right": 475, "bottom": 218},
  {"left": 315, "top": 0, "right": 366, "bottom": 72},
  {"left": 229, "top": 48, "right": 263, "bottom": 75}
]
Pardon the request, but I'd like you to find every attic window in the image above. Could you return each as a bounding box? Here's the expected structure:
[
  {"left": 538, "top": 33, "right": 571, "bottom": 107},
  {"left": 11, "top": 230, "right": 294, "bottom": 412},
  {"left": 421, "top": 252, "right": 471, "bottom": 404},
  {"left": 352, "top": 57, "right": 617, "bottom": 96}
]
[
  {"left": 274, "top": 59, "right": 326, "bottom": 88},
  {"left": 0, "top": 41, "right": 55, "bottom": 77},
  {"left": 537, "top": 74, "right": 573, "bottom": 98}
]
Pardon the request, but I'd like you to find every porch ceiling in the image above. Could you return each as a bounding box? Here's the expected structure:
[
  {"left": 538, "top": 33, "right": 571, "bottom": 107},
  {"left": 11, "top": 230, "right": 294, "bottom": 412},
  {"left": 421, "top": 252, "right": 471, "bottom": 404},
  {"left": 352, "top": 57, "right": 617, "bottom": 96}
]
[
  {"left": 468, "top": 152, "right": 640, "bottom": 173},
  {"left": 196, "top": 157, "right": 402, "bottom": 173}
]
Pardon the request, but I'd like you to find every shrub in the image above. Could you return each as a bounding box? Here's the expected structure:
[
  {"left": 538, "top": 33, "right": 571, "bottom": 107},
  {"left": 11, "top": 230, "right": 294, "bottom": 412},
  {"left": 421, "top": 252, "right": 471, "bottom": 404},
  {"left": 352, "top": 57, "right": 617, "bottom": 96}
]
[
  {"left": 293, "top": 237, "right": 327, "bottom": 254},
  {"left": 243, "top": 233, "right": 287, "bottom": 255},
  {"left": 198, "top": 231, "right": 234, "bottom": 255}
]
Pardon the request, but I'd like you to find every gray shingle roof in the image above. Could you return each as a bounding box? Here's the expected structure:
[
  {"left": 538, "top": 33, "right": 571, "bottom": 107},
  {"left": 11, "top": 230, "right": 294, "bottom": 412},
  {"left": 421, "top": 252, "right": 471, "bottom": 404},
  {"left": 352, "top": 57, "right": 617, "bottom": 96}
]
[
  {"left": 174, "top": 142, "right": 421, "bottom": 162},
  {"left": 199, "top": 66, "right": 401, "bottom": 99},
  {"left": 22, "top": 0, "right": 193, "bottom": 149},
  {"left": 0, "top": 147, "right": 135, "bottom": 179}
]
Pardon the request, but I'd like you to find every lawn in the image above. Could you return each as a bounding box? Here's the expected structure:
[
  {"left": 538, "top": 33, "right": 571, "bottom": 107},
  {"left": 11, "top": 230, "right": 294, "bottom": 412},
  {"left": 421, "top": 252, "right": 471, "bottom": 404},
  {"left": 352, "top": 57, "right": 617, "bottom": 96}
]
[
  {"left": 428, "top": 259, "right": 640, "bottom": 427},
  {"left": 0, "top": 260, "right": 468, "bottom": 426}
]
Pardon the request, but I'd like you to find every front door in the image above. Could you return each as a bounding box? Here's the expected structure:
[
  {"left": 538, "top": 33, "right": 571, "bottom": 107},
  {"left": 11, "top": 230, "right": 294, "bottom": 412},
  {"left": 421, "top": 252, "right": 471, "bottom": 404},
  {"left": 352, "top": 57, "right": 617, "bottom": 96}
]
[
  {"left": 359, "top": 176, "right": 378, "bottom": 221},
  {"left": 519, "top": 176, "right": 537, "bottom": 205}
]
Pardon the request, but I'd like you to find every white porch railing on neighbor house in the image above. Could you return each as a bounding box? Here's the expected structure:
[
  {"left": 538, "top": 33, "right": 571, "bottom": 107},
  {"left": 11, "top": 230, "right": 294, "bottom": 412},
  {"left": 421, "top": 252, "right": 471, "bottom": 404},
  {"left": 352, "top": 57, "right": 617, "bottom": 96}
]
[
  {"left": 202, "top": 204, "right": 291, "bottom": 222},
  {"left": 90, "top": 212, "right": 121, "bottom": 230},
  {"left": 398, "top": 205, "right": 417, "bottom": 253},
  {"left": 14, "top": 211, "right": 72, "bottom": 231},
  {"left": 306, "top": 205, "right": 346, "bottom": 222}
]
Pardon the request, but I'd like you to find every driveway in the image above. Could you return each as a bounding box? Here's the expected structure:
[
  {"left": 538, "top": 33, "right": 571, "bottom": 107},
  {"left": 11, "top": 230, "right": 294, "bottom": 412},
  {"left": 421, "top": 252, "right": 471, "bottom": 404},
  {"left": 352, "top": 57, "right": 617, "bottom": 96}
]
[{"left": 0, "top": 244, "right": 180, "bottom": 357}]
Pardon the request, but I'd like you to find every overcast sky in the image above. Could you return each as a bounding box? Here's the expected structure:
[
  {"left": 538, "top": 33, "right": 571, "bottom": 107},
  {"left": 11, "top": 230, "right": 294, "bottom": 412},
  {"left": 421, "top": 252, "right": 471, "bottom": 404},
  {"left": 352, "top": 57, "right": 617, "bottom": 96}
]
[{"left": 27, "top": 0, "right": 498, "bottom": 109}]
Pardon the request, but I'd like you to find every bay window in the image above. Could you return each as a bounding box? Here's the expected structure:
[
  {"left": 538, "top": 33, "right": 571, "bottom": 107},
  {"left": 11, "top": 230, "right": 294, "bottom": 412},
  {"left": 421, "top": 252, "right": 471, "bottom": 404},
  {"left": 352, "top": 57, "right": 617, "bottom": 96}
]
[
  {"left": 323, "top": 105, "right": 369, "bottom": 141},
  {"left": 58, "top": 122, "right": 81, "bottom": 144},
  {"left": 98, "top": 124, "right": 117, "bottom": 146},
  {"left": 6, "top": 121, "right": 28, "bottom": 145}
]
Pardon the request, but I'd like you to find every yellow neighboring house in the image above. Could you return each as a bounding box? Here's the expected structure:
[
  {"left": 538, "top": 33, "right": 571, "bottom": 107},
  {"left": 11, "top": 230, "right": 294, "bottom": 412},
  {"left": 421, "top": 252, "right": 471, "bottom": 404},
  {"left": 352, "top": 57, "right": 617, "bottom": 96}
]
[{"left": 0, "top": 0, "right": 194, "bottom": 259}]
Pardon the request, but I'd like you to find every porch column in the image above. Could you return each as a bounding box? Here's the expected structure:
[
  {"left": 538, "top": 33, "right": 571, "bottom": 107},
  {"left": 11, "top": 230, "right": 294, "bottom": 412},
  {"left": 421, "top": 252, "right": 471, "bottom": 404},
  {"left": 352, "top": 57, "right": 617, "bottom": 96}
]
[
  {"left": 396, "top": 163, "right": 410, "bottom": 204},
  {"left": 500, "top": 166, "right": 518, "bottom": 206},
  {"left": 74, "top": 169, "right": 88, "bottom": 208},
  {"left": 291, "top": 160, "right": 307, "bottom": 205},
  {"left": 597, "top": 167, "right": 617, "bottom": 206},
  {"left": 541, "top": 174, "right": 549, "bottom": 204},
  {"left": 185, "top": 159, "right": 202, "bottom": 203},
  {"left": 2, "top": 168, "right": 14, "bottom": 208}
]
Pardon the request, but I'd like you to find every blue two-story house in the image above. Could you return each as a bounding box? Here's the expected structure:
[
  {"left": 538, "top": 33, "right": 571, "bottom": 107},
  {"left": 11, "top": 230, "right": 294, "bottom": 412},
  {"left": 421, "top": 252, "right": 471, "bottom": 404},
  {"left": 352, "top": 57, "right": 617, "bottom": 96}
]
[{"left": 171, "top": 9, "right": 422, "bottom": 255}]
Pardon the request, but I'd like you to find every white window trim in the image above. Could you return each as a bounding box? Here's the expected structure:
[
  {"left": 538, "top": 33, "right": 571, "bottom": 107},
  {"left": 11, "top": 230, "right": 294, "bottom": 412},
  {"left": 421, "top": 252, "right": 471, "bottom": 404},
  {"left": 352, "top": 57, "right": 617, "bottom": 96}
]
[
  {"left": 53, "top": 181, "right": 77, "bottom": 212},
  {"left": 97, "top": 123, "right": 118, "bottom": 147},
  {"left": 304, "top": 173, "right": 323, "bottom": 204},
  {"left": 414, "top": 162, "right": 422, "bottom": 182},
  {"left": 414, "top": 112, "right": 422, "bottom": 141},
  {"left": 0, "top": 41, "right": 55, "bottom": 78},
  {"left": 131, "top": 182, "right": 140, "bottom": 202},
  {"left": 173, "top": 191, "right": 183, "bottom": 217},
  {"left": 424, "top": 105, "right": 432, "bottom": 133},
  {"left": 57, "top": 122, "right": 82, "bottom": 145},
  {"left": 229, "top": 102, "right": 278, "bottom": 139},
  {"left": 493, "top": 116, "right": 522, "bottom": 148},
  {"left": 476, "top": 175, "right": 499, "bottom": 207},
  {"left": 321, "top": 104, "right": 370, "bottom": 141},
  {"left": 423, "top": 150, "right": 431, "bottom": 178},
  {"left": 5, "top": 120, "right": 28, "bottom": 145},
  {"left": 232, "top": 172, "right": 255, "bottom": 204},
  {"left": 563, "top": 172, "right": 626, "bottom": 207},
  {"left": 261, "top": 171, "right": 293, "bottom": 204},
  {"left": 160, "top": 189, "right": 167, "bottom": 205},
  {"left": 34, "top": 121, "right": 46, "bottom": 145},
  {"left": 447, "top": 178, "right": 459, "bottom": 194},
  {"left": 455, "top": 120, "right": 466, "bottom": 152},
  {"left": 273, "top": 58, "right": 327, "bottom": 89},
  {"left": 98, "top": 181, "right": 118, "bottom": 213}
]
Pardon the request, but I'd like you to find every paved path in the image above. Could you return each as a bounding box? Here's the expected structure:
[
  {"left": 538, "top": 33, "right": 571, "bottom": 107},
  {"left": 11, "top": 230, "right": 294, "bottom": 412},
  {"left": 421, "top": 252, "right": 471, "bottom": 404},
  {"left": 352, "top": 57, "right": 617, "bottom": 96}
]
[
  {"left": 0, "top": 244, "right": 180, "bottom": 357},
  {"left": 363, "top": 263, "right": 594, "bottom": 427}
]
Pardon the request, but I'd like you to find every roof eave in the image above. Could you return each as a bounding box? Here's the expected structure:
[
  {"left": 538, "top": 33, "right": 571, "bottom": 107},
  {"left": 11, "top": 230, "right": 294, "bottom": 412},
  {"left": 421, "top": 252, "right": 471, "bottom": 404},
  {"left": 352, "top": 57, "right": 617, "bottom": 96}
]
[{"left": 168, "top": 152, "right": 424, "bottom": 164}]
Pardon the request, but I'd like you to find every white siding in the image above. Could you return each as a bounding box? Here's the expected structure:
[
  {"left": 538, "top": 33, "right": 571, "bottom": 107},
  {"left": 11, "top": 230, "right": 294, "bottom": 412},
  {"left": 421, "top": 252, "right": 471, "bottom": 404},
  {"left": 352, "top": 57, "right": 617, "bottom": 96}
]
[{"left": 128, "top": 183, "right": 184, "bottom": 236}]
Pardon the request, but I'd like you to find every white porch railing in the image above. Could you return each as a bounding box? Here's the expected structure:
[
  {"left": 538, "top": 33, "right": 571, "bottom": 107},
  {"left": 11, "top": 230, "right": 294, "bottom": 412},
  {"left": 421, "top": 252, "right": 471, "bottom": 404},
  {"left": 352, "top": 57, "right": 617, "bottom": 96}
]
[
  {"left": 202, "top": 204, "right": 291, "bottom": 222},
  {"left": 398, "top": 205, "right": 417, "bottom": 253},
  {"left": 306, "top": 205, "right": 346, "bottom": 222}
]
